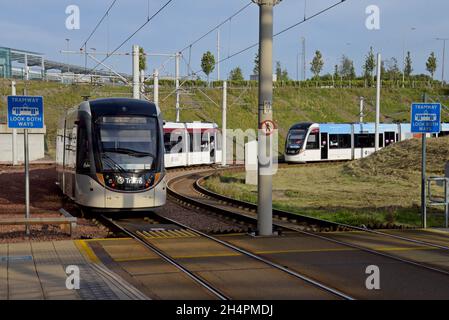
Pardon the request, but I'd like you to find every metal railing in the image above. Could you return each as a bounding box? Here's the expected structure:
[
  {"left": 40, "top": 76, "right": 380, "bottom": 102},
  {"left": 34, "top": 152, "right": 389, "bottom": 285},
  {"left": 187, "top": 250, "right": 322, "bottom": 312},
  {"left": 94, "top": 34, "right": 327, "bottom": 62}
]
[{"left": 427, "top": 176, "right": 449, "bottom": 228}]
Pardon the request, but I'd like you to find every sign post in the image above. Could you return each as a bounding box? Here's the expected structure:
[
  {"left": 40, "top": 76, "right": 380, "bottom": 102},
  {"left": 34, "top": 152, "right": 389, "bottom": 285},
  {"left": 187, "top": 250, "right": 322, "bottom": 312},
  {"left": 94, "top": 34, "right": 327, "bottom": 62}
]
[
  {"left": 7, "top": 96, "right": 44, "bottom": 236},
  {"left": 411, "top": 97, "right": 441, "bottom": 228}
]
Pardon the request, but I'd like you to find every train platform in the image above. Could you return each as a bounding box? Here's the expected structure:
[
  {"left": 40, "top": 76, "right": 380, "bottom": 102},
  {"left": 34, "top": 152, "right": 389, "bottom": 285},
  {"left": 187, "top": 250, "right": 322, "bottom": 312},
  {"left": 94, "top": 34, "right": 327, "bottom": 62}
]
[
  {"left": 0, "top": 240, "right": 148, "bottom": 300},
  {"left": 2, "top": 227, "right": 449, "bottom": 300},
  {"left": 80, "top": 228, "right": 449, "bottom": 300}
]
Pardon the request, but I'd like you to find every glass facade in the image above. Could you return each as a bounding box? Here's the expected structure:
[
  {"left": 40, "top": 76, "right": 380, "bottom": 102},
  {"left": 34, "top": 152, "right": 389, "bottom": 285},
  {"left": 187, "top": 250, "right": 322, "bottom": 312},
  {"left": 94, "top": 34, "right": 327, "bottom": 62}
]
[{"left": 0, "top": 47, "right": 12, "bottom": 78}]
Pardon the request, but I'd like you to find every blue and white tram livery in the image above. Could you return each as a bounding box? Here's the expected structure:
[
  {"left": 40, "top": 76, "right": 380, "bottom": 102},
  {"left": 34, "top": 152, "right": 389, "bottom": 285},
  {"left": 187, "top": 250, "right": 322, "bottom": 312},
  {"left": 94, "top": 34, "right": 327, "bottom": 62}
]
[
  {"left": 56, "top": 98, "right": 166, "bottom": 211},
  {"left": 284, "top": 122, "right": 449, "bottom": 163}
]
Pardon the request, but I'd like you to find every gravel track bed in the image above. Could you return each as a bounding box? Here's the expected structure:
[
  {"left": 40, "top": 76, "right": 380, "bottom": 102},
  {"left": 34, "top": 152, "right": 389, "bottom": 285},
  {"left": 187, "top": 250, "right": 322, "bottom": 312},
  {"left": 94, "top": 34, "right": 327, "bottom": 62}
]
[
  {"left": 154, "top": 196, "right": 250, "bottom": 234},
  {"left": 0, "top": 164, "right": 109, "bottom": 242}
]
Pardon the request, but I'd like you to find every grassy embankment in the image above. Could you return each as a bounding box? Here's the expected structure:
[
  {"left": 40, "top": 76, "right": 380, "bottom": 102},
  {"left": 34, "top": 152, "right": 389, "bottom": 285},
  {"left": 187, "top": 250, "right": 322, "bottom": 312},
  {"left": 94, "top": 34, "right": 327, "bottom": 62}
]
[
  {"left": 203, "top": 136, "right": 449, "bottom": 228},
  {"left": 1, "top": 80, "right": 449, "bottom": 226},
  {"left": 1, "top": 79, "right": 449, "bottom": 158}
]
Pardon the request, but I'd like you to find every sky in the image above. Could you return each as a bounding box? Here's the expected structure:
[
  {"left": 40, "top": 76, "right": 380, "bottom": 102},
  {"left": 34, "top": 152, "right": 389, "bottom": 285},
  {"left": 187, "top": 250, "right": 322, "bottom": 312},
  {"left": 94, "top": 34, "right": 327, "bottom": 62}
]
[{"left": 1, "top": 0, "right": 449, "bottom": 80}]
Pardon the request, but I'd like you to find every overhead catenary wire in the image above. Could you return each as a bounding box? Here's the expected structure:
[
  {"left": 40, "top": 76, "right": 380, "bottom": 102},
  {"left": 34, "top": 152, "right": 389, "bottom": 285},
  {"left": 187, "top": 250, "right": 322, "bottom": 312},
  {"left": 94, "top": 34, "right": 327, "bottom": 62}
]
[
  {"left": 155, "top": 2, "right": 252, "bottom": 79},
  {"left": 88, "top": 0, "right": 175, "bottom": 74},
  {"left": 161, "top": 0, "right": 348, "bottom": 102},
  {"left": 179, "top": 2, "right": 253, "bottom": 54},
  {"left": 80, "top": 0, "right": 119, "bottom": 50},
  {"left": 183, "top": 0, "right": 348, "bottom": 82}
]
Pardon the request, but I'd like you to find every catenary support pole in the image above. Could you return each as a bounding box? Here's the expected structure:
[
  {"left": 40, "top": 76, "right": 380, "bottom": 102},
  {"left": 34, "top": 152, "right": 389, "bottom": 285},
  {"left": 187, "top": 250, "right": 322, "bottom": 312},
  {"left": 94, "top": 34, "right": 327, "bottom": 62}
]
[
  {"left": 140, "top": 69, "right": 145, "bottom": 98},
  {"left": 154, "top": 69, "right": 159, "bottom": 107},
  {"left": 359, "top": 96, "right": 364, "bottom": 123},
  {"left": 375, "top": 53, "right": 381, "bottom": 151},
  {"left": 132, "top": 45, "right": 140, "bottom": 99},
  {"left": 254, "top": 0, "right": 281, "bottom": 236},
  {"left": 175, "top": 52, "right": 181, "bottom": 122},
  {"left": 442, "top": 39, "right": 446, "bottom": 84},
  {"left": 222, "top": 81, "right": 227, "bottom": 167}
]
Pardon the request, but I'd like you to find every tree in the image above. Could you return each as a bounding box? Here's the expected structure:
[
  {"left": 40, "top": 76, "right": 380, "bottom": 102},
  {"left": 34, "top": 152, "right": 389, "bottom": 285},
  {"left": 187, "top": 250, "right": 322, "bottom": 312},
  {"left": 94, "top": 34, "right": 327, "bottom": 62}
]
[
  {"left": 333, "top": 64, "right": 339, "bottom": 79},
  {"left": 384, "top": 57, "right": 400, "bottom": 80},
  {"left": 253, "top": 53, "right": 260, "bottom": 75},
  {"left": 275, "top": 61, "right": 282, "bottom": 80},
  {"left": 275, "top": 61, "right": 289, "bottom": 81},
  {"left": 201, "top": 51, "right": 215, "bottom": 83},
  {"left": 228, "top": 67, "right": 244, "bottom": 81},
  {"left": 404, "top": 51, "right": 413, "bottom": 79},
  {"left": 281, "top": 69, "right": 289, "bottom": 81},
  {"left": 340, "top": 55, "right": 356, "bottom": 79},
  {"left": 310, "top": 50, "right": 324, "bottom": 79},
  {"left": 363, "top": 47, "right": 376, "bottom": 85},
  {"left": 139, "top": 47, "right": 146, "bottom": 71},
  {"left": 426, "top": 52, "right": 437, "bottom": 79}
]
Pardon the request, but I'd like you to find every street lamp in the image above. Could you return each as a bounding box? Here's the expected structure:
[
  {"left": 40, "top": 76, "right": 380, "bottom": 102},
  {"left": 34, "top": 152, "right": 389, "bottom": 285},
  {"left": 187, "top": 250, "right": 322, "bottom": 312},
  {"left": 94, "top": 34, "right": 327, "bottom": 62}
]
[
  {"left": 65, "top": 38, "right": 70, "bottom": 73},
  {"left": 436, "top": 38, "right": 449, "bottom": 84},
  {"left": 90, "top": 48, "right": 97, "bottom": 77}
]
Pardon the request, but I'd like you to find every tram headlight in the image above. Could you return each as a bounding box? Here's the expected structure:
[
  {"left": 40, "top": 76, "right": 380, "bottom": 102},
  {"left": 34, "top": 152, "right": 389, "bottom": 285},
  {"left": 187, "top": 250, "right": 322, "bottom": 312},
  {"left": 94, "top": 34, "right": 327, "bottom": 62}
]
[{"left": 153, "top": 172, "right": 162, "bottom": 185}]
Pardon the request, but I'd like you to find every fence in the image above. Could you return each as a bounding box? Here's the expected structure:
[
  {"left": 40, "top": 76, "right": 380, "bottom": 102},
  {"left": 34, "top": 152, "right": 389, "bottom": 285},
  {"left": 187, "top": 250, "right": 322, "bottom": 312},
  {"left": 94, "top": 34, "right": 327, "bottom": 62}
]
[{"left": 143, "top": 78, "right": 448, "bottom": 90}]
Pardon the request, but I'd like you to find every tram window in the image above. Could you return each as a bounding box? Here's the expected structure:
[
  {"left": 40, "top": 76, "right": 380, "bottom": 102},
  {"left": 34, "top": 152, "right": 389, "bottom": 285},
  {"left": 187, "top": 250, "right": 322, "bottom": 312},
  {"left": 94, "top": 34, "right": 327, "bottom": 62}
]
[
  {"left": 189, "top": 133, "right": 202, "bottom": 152},
  {"left": 201, "top": 132, "right": 210, "bottom": 151},
  {"left": 329, "top": 134, "right": 351, "bottom": 149},
  {"left": 97, "top": 116, "right": 158, "bottom": 171},
  {"left": 305, "top": 132, "right": 319, "bottom": 149},
  {"left": 77, "top": 126, "right": 90, "bottom": 173},
  {"left": 164, "top": 132, "right": 184, "bottom": 153},
  {"left": 216, "top": 132, "right": 222, "bottom": 151},
  {"left": 354, "top": 134, "right": 375, "bottom": 148}
]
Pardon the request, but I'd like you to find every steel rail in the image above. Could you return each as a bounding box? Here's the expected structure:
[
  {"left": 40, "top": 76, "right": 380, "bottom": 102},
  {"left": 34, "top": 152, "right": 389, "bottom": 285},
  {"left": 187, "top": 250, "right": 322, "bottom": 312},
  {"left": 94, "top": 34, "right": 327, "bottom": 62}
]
[
  {"left": 101, "top": 215, "right": 230, "bottom": 300},
  {"left": 152, "top": 212, "right": 355, "bottom": 300},
  {"left": 193, "top": 169, "right": 449, "bottom": 251},
  {"left": 167, "top": 168, "right": 449, "bottom": 277}
]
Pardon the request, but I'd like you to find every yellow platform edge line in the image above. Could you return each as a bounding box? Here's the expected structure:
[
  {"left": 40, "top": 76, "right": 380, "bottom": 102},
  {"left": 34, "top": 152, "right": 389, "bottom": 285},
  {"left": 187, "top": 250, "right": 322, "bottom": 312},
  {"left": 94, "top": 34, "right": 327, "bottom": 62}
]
[
  {"left": 420, "top": 228, "right": 449, "bottom": 235},
  {"left": 254, "top": 246, "right": 437, "bottom": 255},
  {"left": 82, "top": 237, "right": 132, "bottom": 242},
  {"left": 114, "top": 256, "right": 159, "bottom": 262},
  {"left": 75, "top": 240, "right": 100, "bottom": 264}
]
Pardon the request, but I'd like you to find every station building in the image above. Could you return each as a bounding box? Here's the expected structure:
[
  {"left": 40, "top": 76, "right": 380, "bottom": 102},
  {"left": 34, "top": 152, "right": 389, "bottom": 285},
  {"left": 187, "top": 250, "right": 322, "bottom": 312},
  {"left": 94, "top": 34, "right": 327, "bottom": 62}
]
[{"left": 0, "top": 46, "right": 128, "bottom": 83}]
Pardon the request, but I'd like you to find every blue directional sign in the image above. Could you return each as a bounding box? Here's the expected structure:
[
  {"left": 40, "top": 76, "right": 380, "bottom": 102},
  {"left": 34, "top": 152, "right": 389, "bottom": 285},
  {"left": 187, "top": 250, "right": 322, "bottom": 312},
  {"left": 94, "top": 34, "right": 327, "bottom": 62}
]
[
  {"left": 411, "top": 103, "right": 441, "bottom": 133},
  {"left": 7, "top": 96, "right": 44, "bottom": 129}
]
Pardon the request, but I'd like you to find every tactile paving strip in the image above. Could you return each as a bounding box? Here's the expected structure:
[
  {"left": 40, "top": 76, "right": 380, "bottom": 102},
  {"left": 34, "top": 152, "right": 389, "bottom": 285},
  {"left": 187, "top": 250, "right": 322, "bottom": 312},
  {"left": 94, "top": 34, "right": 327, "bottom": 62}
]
[{"left": 136, "top": 229, "right": 199, "bottom": 239}]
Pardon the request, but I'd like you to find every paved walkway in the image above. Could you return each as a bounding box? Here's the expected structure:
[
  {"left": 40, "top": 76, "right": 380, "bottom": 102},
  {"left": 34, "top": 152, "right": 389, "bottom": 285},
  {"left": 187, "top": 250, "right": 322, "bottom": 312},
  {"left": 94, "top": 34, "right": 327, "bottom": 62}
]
[{"left": 0, "top": 240, "right": 148, "bottom": 300}]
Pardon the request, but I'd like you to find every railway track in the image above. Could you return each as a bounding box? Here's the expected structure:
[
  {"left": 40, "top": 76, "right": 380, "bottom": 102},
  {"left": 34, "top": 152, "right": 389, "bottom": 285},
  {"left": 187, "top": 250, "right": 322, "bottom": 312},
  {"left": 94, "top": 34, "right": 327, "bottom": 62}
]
[
  {"left": 167, "top": 165, "right": 352, "bottom": 233},
  {"left": 99, "top": 213, "right": 354, "bottom": 300},
  {"left": 166, "top": 166, "right": 449, "bottom": 278}
]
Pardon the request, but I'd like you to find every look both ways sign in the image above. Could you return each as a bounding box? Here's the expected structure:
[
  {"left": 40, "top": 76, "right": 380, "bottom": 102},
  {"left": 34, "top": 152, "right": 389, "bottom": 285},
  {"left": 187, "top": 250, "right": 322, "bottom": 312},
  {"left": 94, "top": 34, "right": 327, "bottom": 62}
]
[
  {"left": 7, "top": 96, "right": 44, "bottom": 129},
  {"left": 411, "top": 103, "right": 441, "bottom": 134}
]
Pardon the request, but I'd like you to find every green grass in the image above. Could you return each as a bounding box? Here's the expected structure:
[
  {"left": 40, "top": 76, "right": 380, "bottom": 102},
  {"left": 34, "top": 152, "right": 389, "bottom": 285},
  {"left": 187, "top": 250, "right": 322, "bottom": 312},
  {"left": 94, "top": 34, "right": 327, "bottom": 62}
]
[
  {"left": 2, "top": 79, "right": 448, "bottom": 227},
  {"left": 202, "top": 136, "right": 449, "bottom": 228},
  {"left": 1, "top": 79, "right": 449, "bottom": 159}
]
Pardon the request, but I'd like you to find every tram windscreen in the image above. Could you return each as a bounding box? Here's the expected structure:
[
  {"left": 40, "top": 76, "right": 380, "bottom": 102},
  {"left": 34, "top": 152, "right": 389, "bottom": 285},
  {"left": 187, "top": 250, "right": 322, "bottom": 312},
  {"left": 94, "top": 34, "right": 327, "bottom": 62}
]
[
  {"left": 287, "top": 129, "right": 307, "bottom": 147},
  {"left": 96, "top": 116, "right": 159, "bottom": 171}
]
